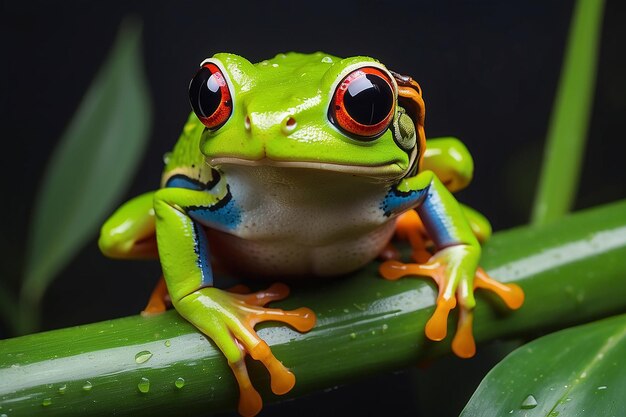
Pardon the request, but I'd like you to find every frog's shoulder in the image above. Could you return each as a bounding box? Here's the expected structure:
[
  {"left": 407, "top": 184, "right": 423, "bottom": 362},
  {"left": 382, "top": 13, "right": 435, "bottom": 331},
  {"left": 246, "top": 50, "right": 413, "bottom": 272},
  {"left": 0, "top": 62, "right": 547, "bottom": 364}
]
[{"left": 161, "top": 113, "right": 215, "bottom": 187}]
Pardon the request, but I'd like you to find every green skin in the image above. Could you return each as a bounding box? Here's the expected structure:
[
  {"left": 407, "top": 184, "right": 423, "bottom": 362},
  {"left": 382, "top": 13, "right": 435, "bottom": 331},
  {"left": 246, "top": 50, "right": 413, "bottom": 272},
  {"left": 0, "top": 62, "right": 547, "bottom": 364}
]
[{"left": 99, "top": 52, "right": 496, "bottom": 416}]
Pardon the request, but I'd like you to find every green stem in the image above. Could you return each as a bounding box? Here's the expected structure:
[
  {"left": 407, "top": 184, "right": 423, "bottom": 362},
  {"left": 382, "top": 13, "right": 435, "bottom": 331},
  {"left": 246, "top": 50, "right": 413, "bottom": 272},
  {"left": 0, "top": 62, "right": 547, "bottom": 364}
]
[
  {"left": 2, "top": 200, "right": 626, "bottom": 416},
  {"left": 531, "top": 0, "right": 605, "bottom": 225}
]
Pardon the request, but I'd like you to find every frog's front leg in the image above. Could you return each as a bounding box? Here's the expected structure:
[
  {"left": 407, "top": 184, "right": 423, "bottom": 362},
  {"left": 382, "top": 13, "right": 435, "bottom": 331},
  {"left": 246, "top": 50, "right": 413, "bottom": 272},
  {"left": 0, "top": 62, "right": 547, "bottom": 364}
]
[
  {"left": 379, "top": 171, "right": 524, "bottom": 358},
  {"left": 153, "top": 185, "right": 315, "bottom": 417}
]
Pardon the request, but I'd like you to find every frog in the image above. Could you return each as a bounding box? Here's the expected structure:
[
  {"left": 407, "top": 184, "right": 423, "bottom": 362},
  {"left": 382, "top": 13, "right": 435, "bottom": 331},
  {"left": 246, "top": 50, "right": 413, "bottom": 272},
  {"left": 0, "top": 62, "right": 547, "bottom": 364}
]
[{"left": 98, "top": 52, "right": 524, "bottom": 417}]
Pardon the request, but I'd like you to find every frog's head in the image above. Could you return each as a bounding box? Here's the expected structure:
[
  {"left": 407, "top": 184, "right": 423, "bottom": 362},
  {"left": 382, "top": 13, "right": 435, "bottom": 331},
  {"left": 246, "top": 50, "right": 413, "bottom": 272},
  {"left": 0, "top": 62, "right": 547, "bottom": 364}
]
[{"left": 189, "top": 52, "right": 425, "bottom": 182}]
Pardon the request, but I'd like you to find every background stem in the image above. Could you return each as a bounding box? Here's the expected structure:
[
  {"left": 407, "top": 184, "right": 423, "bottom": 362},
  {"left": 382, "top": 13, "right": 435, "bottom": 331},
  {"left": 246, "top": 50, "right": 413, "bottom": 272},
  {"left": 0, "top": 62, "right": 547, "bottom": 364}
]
[{"left": 531, "top": 0, "right": 605, "bottom": 225}]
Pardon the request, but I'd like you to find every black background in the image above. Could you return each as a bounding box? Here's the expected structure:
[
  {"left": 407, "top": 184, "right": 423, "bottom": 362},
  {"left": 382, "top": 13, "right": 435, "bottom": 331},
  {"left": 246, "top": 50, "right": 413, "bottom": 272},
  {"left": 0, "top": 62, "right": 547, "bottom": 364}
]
[{"left": 2, "top": 0, "right": 626, "bottom": 416}]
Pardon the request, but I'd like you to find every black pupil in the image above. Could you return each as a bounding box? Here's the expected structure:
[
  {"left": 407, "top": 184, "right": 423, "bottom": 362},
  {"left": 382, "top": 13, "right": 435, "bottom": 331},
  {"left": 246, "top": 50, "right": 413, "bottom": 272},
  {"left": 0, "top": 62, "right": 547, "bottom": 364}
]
[
  {"left": 344, "top": 73, "right": 393, "bottom": 125},
  {"left": 189, "top": 67, "right": 223, "bottom": 118}
]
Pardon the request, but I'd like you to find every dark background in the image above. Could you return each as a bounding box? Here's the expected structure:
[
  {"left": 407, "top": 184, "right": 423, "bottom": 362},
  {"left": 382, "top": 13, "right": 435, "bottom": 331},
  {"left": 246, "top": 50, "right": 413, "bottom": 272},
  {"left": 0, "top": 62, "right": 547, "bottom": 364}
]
[{"left": 2, "top": 0, "right": 625, "bottom": 415}]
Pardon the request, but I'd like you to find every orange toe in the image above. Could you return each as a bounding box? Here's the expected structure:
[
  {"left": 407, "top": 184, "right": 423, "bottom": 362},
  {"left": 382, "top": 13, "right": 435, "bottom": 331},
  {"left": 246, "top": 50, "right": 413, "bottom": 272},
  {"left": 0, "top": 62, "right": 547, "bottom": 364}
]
[
  {"left": 425, "top": 297, "right": 456, "bottom": 341},
  {"left": 248, "top": 341, "right": 296, "bottom": 395},
  {"left": 379, "top": 260, "right": 411, "bottom": 280},
  {"left": 451, "top": 308, "right": 476, "bottom": 358},
  {"left": 265, "top": 356, "right": 296, "bottom": 395},
  {"left": 230, "top": 361, "right": 263, "bottom": 417},
  {"left": 475, "top": 268, "right": 525, "bottom": 310}
]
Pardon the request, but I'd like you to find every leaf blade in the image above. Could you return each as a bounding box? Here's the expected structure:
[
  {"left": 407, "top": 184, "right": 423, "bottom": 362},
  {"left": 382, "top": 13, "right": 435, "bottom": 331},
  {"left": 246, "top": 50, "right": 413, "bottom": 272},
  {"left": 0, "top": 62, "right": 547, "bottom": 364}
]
[
  {"left": 461, "top": 314, "right": 626, "bottom": 416},
  {"left": 20, "top": 19, "right": 152, "bottom": 330}
]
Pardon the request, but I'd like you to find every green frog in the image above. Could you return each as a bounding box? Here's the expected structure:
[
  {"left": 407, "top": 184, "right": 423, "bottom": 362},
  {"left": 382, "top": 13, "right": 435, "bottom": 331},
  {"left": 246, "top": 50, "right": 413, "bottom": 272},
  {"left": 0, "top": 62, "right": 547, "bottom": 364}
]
[{"left": 99, "top": 52, "right": 523, "bottom": 416}]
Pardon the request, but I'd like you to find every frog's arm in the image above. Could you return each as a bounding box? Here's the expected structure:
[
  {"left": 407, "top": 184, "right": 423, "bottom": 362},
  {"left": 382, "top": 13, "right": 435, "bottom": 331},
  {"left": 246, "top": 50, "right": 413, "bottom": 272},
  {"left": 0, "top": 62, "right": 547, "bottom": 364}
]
[
  {"left": 380, "top": 171, "right": 524, "bottom": 357},
  {"left": 99, "top": 192, "right": 158, "bottom": 259},
  {"left": 154, "top": 175, "right": 315, "bottom": 417},
  {"left": 422, "top": 137, "right": 491, "bottom": 241}
]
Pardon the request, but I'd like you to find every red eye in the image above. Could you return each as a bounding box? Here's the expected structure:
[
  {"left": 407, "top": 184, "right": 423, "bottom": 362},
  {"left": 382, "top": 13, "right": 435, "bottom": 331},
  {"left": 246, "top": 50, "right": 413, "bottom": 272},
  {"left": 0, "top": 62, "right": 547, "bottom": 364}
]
[
  {"left": 330, "top": 67, "right": 395, "bottom": 139},
  {"left": 189, "top": 63, "right": 232, "bottom": 129}
]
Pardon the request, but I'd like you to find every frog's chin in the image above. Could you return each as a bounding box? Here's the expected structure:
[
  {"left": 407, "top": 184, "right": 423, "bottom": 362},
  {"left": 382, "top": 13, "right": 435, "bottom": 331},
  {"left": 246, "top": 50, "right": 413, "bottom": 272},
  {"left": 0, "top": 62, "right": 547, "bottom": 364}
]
[{"left": 208, "top": 156, "right": 407, "bottom": 181}]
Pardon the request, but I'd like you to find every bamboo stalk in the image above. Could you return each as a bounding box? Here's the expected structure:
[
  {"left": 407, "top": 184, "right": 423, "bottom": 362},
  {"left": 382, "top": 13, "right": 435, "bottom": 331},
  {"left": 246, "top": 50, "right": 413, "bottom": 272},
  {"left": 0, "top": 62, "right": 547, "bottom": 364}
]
[{"left": 2, "top": 200, "right": 626, "bottom": 416}]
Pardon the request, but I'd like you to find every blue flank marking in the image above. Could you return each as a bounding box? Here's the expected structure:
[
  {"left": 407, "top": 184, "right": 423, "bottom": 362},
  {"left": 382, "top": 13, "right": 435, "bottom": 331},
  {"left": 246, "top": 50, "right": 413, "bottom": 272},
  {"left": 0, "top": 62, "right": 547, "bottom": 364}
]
[
  {"left": 165, "top": 174, "right": 242, "bottom": 230},
  {"left": 192, "top": 222, "right": 213, "bottom": 287},
  {"left": 188, "top": 197, "right": 242, "bottom": 231},
  {"left": 380, "top": 187, "right": 428, "bottom": 217},
  {"left": 418, "top": 188, "right": 458, "bottom": 248},
  {"left": 166, "top": 176, "right": 205, "bottom": 190}
]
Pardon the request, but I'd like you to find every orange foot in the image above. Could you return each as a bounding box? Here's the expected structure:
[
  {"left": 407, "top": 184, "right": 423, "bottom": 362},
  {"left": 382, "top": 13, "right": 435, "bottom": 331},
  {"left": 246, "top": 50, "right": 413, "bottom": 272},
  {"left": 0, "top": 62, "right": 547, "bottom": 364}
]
[
  {"left": 379, "top": 251, "right": 524, "bottom": 358},
  {"left": 175, "top": 283, "right": 316, "bottom": 417}
]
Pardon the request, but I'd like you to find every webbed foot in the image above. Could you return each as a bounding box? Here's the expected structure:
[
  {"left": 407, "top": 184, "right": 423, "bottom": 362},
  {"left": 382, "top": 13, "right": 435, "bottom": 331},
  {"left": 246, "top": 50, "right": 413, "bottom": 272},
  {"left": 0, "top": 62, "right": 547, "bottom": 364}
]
[
  {"left": 379, "top": 246, "right": 523, "bottom": 358},
  {"left": 174, "top": 283, "right": 316, "bottom": 417}
]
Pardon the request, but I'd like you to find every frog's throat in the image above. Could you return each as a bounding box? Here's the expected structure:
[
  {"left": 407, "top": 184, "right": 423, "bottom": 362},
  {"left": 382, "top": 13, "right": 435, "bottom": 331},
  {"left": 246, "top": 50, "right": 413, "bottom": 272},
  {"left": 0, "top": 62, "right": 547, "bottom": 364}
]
[{"left": 208, "top": 156, "right": 408, "bottom": 181}]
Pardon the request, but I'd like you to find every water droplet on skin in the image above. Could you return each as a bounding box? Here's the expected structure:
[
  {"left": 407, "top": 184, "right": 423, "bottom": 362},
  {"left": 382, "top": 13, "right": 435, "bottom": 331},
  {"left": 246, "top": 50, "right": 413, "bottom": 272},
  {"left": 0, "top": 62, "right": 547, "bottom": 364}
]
[
  {"left": 135, "top": 351, "right": 153, "bottom": 364},
  {"left": 82, "top": 381, "right": 93, "bottom": 391},
  {"left": 175, "top": 377, "right": 185, "bottom": 389},
  {"left": 138, "top": 377, "right": 150, "bottom": 393},
  {"left": 321, "top": 56, "right": 333, "bottom": 63},
  {"left": 521, "top": 394, "right": 538, "bottom": 409},
  {"left": 164, "top": 340, "right": 171, "bottom": 347},
  {"left": 42, "top": 398, "right": 52, "bottom": 406},
  {"left": 58, "top": 384, "right": 67, "bottom": 394}
]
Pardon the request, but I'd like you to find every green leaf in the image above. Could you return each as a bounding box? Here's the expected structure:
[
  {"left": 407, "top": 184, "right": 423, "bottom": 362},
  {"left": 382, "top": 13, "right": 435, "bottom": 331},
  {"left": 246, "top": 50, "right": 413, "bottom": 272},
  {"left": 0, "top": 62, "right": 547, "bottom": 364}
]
[
  {"left": 19, "top": 19, "right": 152, "bottom": 331},
  {"left": 531, "top": 0, "right": 605, "bottom": 225},
  {"left": 461, "top": 314, "right": 626, "bottom": 417}
]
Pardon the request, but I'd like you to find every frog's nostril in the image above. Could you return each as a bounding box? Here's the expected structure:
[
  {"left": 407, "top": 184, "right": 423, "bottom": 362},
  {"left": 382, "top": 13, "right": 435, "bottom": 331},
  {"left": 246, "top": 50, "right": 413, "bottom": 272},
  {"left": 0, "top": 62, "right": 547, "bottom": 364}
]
[
  {"left": 244, "top": 115, "right": 251, "bottom": 131},
  {"left": 281, "top": 116, "right": 297, "bottom": 135}
]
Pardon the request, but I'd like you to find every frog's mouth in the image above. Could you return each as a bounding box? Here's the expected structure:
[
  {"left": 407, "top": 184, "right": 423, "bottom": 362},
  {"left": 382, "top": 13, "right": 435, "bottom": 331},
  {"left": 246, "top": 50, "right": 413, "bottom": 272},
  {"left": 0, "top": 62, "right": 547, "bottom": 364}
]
[{"left": 208, "top": 156, "right": 408, "bottom": 181}]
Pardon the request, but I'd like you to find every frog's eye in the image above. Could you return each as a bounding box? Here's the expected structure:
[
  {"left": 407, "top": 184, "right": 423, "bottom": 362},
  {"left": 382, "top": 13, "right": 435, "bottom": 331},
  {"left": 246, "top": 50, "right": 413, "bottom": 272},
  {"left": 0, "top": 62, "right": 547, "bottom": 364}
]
[
  {"left": 330, "top": 67, "right": 395, "bottom": 139},
  {"left": 189, "top": 63, "right": 232, "bottom": 130}
]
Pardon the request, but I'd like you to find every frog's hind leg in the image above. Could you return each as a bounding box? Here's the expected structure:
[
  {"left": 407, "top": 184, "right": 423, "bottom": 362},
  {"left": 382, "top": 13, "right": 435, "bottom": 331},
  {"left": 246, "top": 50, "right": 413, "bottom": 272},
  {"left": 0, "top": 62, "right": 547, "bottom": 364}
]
[
  {"left": 460, "top": 204, "right": 492, "bottom": 244},
  {"left": 393, "top": 210, "right": 431, "bottom": 263}
]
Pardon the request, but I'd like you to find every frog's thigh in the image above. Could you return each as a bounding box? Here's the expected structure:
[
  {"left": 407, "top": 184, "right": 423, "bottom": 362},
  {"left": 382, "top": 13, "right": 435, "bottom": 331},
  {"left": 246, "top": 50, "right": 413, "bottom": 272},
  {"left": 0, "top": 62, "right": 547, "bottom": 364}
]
[
  {"left": 459, "top": 204, "right": 492, "bottom": 243},
  {"left": 99, "top": 191, "right": 158, "bottom": 259},
  {"left": 423, "top": 137, "right": 474, "bottom": 193}
]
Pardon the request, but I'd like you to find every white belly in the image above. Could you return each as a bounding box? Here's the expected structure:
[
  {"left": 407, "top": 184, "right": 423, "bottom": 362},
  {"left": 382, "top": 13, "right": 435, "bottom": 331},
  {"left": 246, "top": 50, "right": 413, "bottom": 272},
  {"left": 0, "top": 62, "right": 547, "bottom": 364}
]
[{"left": 207, "top": 165, "right": 395, "bottom": 277}]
